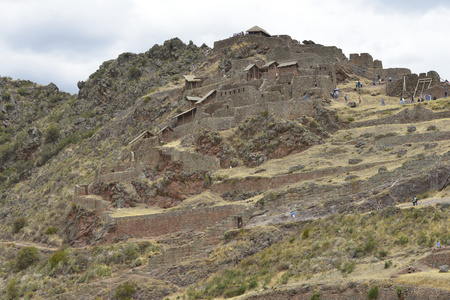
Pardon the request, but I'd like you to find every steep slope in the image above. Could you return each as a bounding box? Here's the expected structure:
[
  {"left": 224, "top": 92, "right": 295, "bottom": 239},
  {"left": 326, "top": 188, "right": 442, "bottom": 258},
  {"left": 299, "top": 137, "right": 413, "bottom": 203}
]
[{"left": 0, "top": 32, "right": 449, "bottom": 300}]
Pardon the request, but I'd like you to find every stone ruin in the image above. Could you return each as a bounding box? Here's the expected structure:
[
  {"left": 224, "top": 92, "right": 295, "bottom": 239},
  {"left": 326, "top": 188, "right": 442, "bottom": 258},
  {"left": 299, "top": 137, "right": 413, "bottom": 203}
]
[{"left": 72, "top": 26, "right": 444, "bottom": 248}]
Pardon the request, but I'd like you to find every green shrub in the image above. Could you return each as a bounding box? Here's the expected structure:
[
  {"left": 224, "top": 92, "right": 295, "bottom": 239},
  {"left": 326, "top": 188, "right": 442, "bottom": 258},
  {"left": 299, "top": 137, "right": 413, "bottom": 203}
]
[
  {"left": 396, "top": 286, "right": 403, "bottom": 298},
  {"left": 378, "top": 250, "right": 388, "bottom": 258},
  {"left": 248, "top": 277, "right": 258, "bottom": 290},
  {"left": 347, "top": 117, "right": 355, "bottom": 122},
  {"left": 123, "top": 243, "right": 139, "bottom": 263},
  {"left": 6, "top": 279, "right": 19, "bottom": 300},
  {"left": 302, "top": 228, "right": 310, "bottom": 239},
  {"left": 340, "top": 260, "right": 356, "bottom": 274},
  {"left": 417, "top": 232, "right": 427, "bottom": 245},
  {"left": 368, "top": 286, "right": 379, "bottom": 299},
  {"left": 397, "top": 236, "right": 409, "bottom": 245},
  {"left": 5, "top": 102, "right": 15, "bottom": 112},
  {"left": 15, "top": 247, "right": 39, "bottom": 271},
  {"left": 224, "top": 285, "right": 246, "bottom": 298},
  {"left": 364, "top": 235, "right": 376, "bottom": 253},
  {"left": 2, "top": 91, "right": 11, "bottom": 101},
  {"left": 45, "top": 226, "right": 58, "bottom": 235},
  {"left": 279, "top": 271, "right": 291, "bottom": 284},
  {"left": 115, "top": 282, "right": 136, "bottom": 300},
  {"left": 44, "top": 124, "right": 60, "bottom": 144},
  {"left": 50, "top": 250, "right": 68, "bottom": 268},
  {"left": 128, "top": 66, "right": 141, "bottom": 80},
  {"left": 311, "top": 292, "right": 320, "bottom": 300},
  {"left": 261, "top": 110, "right": 269, "bottom": 118},
  {"left": 384, "top": 260, "right": 392, "bottom": 269},
  {"left": 12, "top": 217, "right": 26, "bottom": 234},
  {"left": 18, "top": 87, "right": 27, "bottom": 96}
]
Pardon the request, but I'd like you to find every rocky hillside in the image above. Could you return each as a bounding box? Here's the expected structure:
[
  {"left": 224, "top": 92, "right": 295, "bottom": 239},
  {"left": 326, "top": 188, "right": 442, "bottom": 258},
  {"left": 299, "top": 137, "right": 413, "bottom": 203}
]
[{"left": 0, "top": 32, "right": 449, "bottom": 300}]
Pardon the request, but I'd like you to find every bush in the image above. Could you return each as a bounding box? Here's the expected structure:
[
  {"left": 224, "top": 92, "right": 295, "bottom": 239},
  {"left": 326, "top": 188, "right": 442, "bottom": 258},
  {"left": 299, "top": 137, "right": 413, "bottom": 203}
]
[
  {"left": 44, "top": 124, "right": 60, "bottom": 144},
  {"left": 302, "top": 228, "right": 310, "bottom": 239},
  {"left": 397, "top": 236, "right": 409, "bottom": 245},
  {"left": 311, "top": 292, "right": 320, "bottom": 300},
  {"left": 396, "top": 286, "right": 403, "bottom": 298},
  {"left": 45, "top": 226, "right": 58, "bottom": 235},
  {"left": 15, "top": 247, "right": 39, "bottom": 271},
  {"left": 6, "top": 279, "right": 19, "bottom": 300},
  {"left": 378, "top": 250, "right": 388, "bottom": 258},
  {"left": 261, "top": 110, "right": 269, "bottom": 118},
  {"left": 368, "top": 286, "right": 379, "bottom": 299},
  {"left": 18, "top": 87, "right": 27, "bottom": 96},
  {"left": 12, "top": 217, "right": 27, "bottom": 234},
  {"left": 224, "top": 285, "right": 246, "bottom": 298},
  {"left": 2, "top": 91, "right": 11, "bottom": 101},
  {"left": 128, "top": 66, "right": 141, "bottom": 80},
  {"left": 384, "top": 260, "right": 392, "bottom": 269},
  {"left": 340, "top": 260, "right": 356, "bottom": 274},
  {"left": 50, "top": 250, "right": 68, "bottom": 268},
  {"left": 115, "top": 282, "right": 136, "bottom": 300}
]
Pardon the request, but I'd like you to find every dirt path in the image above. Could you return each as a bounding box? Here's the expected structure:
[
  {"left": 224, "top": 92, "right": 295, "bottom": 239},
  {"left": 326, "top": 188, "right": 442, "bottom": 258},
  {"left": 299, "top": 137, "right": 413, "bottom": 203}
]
[
  {"left": 397, "top": 197, "right": 450, "bottom": 209},
  {"left": 0, "top": 239, "right": 59, "bottom": 253}
]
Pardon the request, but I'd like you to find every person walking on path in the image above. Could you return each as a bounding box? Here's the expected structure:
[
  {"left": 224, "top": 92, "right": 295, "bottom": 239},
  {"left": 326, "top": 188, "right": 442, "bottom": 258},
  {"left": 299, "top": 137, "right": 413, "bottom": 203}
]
[
  {"left": 359, "top": 96, "right": 361, "bottom": 104},
  {"left": 412, "top": 196, "right": 418, "bottom": 206},
  {"left": 381, "top": 98, "right": 385, "bottom": 106}
]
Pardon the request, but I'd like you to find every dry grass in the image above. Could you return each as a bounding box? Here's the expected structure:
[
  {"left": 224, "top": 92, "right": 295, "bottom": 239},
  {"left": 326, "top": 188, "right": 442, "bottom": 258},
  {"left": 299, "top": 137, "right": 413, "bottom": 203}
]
[
  {"left": 111, "top": 204, "right": 163, "bottom": 218},
  {"left": 394, "top": 270, "right": 450, "bottom": 291}
]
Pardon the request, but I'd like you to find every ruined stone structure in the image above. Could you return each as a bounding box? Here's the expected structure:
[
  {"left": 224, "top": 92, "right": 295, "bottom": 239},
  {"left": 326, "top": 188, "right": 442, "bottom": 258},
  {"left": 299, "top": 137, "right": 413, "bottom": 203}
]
[{"left": 73, "top": 26, "right": 445, "bottom": 252}]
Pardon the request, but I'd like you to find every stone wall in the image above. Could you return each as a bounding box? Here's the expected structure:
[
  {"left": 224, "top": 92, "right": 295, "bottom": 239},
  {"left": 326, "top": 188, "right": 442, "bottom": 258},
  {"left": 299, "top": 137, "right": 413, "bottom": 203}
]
[
  {"left": 420, "top": 248, "right": 450, "bottom": 268},
  {"left": 74, "top": 195, "right": 110, "bottom": 215},
  {"left": 160, "top": 146, "right": 220, "bottom": 172},
  {"left": 242, "top": 285, "right": 450, "bottom": 300},
  {"left": 213, "top": 35, "right": 289, "bottom": 51},
  {"left": 112, "top": 204, "right": 246, "bottom": 239}
]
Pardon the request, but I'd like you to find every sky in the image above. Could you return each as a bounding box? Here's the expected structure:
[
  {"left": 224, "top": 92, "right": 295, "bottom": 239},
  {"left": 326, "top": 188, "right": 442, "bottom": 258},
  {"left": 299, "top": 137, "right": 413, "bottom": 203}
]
[{"left": 1, "top": 0, "right": 450, "bottom": 94}]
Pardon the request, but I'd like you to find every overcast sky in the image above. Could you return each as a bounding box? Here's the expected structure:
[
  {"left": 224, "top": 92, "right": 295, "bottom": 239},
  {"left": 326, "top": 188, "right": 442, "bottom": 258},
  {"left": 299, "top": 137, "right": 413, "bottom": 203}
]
[{"left": 1, "top": 0, "right": 450, "bottom": 94}]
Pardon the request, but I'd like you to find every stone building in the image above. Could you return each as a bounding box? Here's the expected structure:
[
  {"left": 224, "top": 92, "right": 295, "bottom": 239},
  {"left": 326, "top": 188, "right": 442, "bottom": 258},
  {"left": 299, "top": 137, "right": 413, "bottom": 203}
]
[
  {"left": 157, "top": 125, "right": 173, "bottom": 143},
  {"left": 245, "top": 64, "right": 261, "bottom": 81},
  {"left": 174, "top": 107, "right": 197, "bottom": 126},
  {"left": 260, "top": 61, "right": 279, "bottom": 79},
  {"left": 246, "top": 25, "right": 271, "bottom": 37},
  {"left": 184, "top": 75, "right": 202, "bottom": 90},
  {"left": 278, "top": 61, "right": 299, "bottom": 77},
  {"left": 185, "top": 96, "right": 201, "bottom": 109}
]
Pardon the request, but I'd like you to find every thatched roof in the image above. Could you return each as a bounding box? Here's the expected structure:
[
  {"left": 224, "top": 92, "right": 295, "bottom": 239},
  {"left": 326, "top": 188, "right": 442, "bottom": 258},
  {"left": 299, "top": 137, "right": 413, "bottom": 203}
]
[
  {"left": 244, "top": 64, "right": 256, "bottom": 71},
  {"left": 157, "top": 125, "right": 173, "bottom": 134},
  {"left": 278, "top": 61, "right": 299, "bottom": 68},
  {"left": 186, "top": 96, "right": 201, "bottom": 102},
  {"left": 128, "top": 130, "right": 154, "bottom": 146},
  {"left": 246, "top": 26, "right": 270, "bottom": 37},
  {"left": 173, "top": 107, "right": 197, "bottom": 119},
  {"left": 261, "top": 61, "right": 278, "bottom": 69},
  {"left": 196, "top": 90, "right": 216, "bottom": 105},
  {"left": 183, "top": 75, "right": 202, "bottom": 82}
]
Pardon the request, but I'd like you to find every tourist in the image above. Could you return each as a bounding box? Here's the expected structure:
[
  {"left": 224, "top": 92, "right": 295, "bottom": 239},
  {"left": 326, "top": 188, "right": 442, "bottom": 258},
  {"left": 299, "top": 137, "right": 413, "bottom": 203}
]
[
  {"left": 314, "top": 81, "right": 318, "bottom": 87},
  {"left": 411, "top": 96, "right": 414, "bottom": 103},
  {"left": 345, "top": 95, "right": 348, "bottom": 102},
  {"left": 437, "top": 241, "right": 441, "bottom": 248},
  {"left": 304, "top": 94, "right": 307, "bottom": 100},
  {"left": 412, "top": 196, "right": 418, "bottom": 206},
  {"left": 291, "top": 211, "right": 295, "bottom": 219},
  {"left": 445, "top": 91, "right": 448, "bottom": 99},
  {"left": 382, "top": 98, "right": 385, "bottom": 106},
  {"left": 359, "top": 96, "right": 361, "bottom": 104}
]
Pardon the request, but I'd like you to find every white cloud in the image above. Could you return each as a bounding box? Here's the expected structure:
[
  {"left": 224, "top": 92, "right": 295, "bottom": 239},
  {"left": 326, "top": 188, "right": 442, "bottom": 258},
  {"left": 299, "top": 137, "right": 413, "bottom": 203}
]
[{"left": 0, "top": 0, "right": 449, "bottom": 93}]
